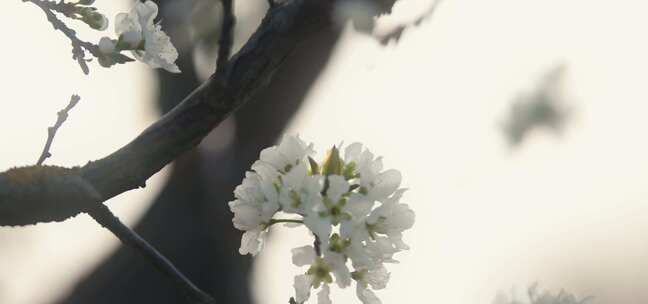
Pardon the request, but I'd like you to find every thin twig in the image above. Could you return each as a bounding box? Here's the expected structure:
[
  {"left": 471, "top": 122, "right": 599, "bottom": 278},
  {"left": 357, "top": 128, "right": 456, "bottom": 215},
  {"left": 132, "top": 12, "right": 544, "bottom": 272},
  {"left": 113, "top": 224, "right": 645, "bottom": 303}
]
[
  {"left": 216, "top": 0, "right": 235, "bottom": 74},
  {"left": 87, "top": 204, "right": 216, "bottom": 304},
  {"left": 36, "top": 94, "right": 80, "bottom": 166},
  {"left": 24, "top": 0, "right": 100, "bottom": 74}
]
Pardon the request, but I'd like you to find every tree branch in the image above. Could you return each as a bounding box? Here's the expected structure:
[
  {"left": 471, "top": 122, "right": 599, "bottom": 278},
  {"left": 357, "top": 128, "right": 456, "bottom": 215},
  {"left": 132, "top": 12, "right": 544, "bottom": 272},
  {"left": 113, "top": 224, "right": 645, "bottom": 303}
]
[
  {"left": 216, "top": 0, "right": 235, "bottom": 74},
  {"left": 87, "top": 204, "right": 216, "bottom": 304},
  {"left": 37, "top": 94, "right": 80, "bottom": 166},
  {"left": 25, "top": 0, "right": 97, "bottom": 74},
  {"left": 79, "top": 0, "right": 333, "bottom": 205}
]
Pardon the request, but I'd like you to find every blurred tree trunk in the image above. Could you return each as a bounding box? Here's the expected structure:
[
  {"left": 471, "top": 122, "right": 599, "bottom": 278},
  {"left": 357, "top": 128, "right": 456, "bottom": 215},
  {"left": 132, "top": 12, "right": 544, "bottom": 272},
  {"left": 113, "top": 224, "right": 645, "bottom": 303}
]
[{"left": 56, "top": 2, "right": 341, "bottom": 303}]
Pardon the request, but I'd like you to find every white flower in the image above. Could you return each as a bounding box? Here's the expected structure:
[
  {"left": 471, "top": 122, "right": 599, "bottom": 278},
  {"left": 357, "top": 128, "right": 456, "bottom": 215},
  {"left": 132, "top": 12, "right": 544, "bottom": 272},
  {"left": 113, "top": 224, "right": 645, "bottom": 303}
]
[
  {"left": 228, "top": 171, "right": 279, "bottom": 255},
  {"left": 366, "top": 190, "right": 415, "bottom": 250},
  {"left": 229, "top": 135, "right": 415, "bottom": 304},
  {"left": 114, "top": 0, "right": 180, "bottom": 73}
]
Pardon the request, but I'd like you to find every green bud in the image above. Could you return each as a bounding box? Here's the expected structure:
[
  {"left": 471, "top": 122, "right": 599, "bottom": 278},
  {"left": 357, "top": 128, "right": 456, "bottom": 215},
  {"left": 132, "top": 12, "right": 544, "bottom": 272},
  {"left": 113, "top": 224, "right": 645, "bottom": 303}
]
[
  {"left": 81, "top": 12, "right": 108, "bottom": 31},
  {"left": 308, "top": 156, "right": 320, "bottom": 175},
  {"left": 322, "top": 146, "right": 344, "bottom": 176}
]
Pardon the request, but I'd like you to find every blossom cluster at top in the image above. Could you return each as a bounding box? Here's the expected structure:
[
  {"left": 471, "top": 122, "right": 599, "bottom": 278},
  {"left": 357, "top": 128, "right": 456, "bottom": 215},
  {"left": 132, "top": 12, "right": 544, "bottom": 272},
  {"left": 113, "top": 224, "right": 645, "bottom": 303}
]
[
  {"left": 97, "top": 0, "right": 180, "bottom": 73},
  {"left": 229, "top": 135, "right": 415, "bottom": 304}
]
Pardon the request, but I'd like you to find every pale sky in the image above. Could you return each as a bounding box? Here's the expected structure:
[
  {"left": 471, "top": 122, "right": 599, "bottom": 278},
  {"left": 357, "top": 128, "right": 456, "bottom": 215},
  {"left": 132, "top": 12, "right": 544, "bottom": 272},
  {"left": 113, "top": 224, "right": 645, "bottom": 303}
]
[{"left": 3, "top": 1, "right": 648, "bottom": 304}]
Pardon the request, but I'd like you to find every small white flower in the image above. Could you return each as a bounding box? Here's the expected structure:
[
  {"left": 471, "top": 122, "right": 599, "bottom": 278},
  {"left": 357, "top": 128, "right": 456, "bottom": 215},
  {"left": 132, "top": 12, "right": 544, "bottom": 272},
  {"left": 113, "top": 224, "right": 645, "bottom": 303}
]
[
  {"left": 366, "top": 192, "right": 415, "bottom": 250},
  {"left": 228, "top": 171, "right": 280, "bottom": 255},
  {"left": 114, "top": 0, "right": 180, "bottom": 73}
]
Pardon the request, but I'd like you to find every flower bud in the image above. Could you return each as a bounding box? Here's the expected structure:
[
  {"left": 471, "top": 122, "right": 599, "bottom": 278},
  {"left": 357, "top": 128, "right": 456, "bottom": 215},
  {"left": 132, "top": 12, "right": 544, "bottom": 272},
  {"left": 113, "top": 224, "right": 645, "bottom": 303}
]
[
  {"left": 76, "top": 0, "right": 96, "bottom": 5},
  {"left": 81, "top": 11, "right": 109, "bottom": 31},
  {"left": 98, "top": 37, "right": 116, "bottom": 54}
]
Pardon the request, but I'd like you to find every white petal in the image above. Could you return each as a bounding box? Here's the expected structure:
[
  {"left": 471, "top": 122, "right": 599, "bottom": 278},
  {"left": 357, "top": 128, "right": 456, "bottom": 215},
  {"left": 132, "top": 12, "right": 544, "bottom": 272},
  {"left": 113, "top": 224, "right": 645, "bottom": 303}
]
[
  {"left": 325, "top": 250, "right": 352, "bottom": 288},
  {"left": 343, "top": 193, "right": 374, "bottom": 219},
  {"left": 382, "top": 188, "right": 407, "bottom": 205},
  {"left": 294, "top": 274, "right": 314, "bottom": 303},
  {"left": 284, "top": 162, "right": 308, "bottom": 189},
  {"left": 366, "top": 265, "right": 390, "bottom": 290},
  {"left": 135, "top": 0, "right": 159, "bottom": 29},
  {"left": 304, "top": 213, "right": 332, "bottom": 248},
  {"left": 239, "top": 229, "right": 263, "bottom": 256},
  {"left": 356, "top": 285, "right": 381, "bottom": 304},
  {"left": 259, "top": 147, "right": 285, "bottom": 170},
  {"left": 326, "top": 175, "right": 349, "bottom": 203},
  {"left": 291, "top": 245, "right": 317, "bottom": 267},
  {"left": 344, "top": 142, "right": 363, "bottom": 162},
  {"left": 317, "top": 285, "right": 332, "bottom": 304},
  {"left": 369, "top": 169, "right": 401, "bottom": 200},
  {"left": 279, "top": 135, "right": 314, "bottom": 164},
  {"left": 115, "top": 12, "right": 140, "bottom": 35}
]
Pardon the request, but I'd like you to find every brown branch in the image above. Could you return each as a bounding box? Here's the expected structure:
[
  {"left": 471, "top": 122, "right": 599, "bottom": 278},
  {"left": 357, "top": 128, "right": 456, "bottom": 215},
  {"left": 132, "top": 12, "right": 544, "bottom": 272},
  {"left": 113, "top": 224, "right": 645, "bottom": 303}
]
[
  {"left": 216, "top": 0, "right": 235, "bottom": 74},
  {"left": 87, "top": 204, "right": 216, "bottom": 304},
  {"left": 37, "top": 94, "right": 80, "bottom": 166},
  {"left": 79, "top": 0, "right": 334, "bottom": 204}
]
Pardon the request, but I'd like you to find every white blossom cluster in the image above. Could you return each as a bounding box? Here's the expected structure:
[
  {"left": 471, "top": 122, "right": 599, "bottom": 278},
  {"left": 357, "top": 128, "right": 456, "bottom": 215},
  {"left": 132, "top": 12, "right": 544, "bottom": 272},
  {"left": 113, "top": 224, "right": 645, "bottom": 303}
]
[
  {"left": 229, "top": 135, "right": 415, "bottom": 304},
  {"left": 97, "top": 0, "right": 180, "bottom": 73}
]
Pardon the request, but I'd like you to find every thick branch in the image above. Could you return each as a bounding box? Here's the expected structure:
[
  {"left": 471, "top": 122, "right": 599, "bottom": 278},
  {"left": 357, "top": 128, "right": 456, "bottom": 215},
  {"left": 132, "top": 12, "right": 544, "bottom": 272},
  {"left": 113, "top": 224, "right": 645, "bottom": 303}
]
[
  {"left": 80, "top": 0, "right": 333, "bottom": 204},
  {"left": 216, "top": 0, "right": 235, "bottom": 74}
]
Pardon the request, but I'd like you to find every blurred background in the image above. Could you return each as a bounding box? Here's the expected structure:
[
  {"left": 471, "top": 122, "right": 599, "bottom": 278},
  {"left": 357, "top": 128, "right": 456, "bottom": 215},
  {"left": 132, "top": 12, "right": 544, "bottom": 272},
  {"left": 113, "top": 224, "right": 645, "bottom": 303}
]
[{"left": 2, "top": 0, "right": 648, "bottom": 303}]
